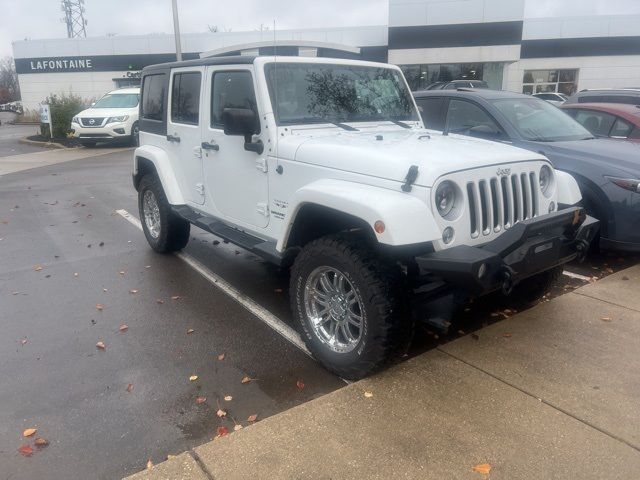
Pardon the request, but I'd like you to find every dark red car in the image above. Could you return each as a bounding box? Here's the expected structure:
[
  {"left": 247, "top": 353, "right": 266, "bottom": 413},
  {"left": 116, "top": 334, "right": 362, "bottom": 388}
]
[{"left": 561, "top": 103, "right": 640, "bottom": 142}]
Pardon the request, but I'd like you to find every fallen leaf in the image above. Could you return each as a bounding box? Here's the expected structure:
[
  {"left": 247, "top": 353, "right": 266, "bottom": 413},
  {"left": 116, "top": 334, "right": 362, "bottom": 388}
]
[
  {"left": 34, "top": 265, "right": 43, "bottom": 271},
  {"left": 119, "top": 324, "right": 129, "bottom": 332},
  {"left": 126, "top": 383, "right": 134, "bottom": 393},
  {"left": 247, "top": 414, "right": 258, "bottom": 422},
  {"left": 217, "top": 353, "right": 225, "bottom": 361},
  {"left": 103, "top": 288, "right": 108, "bottom": 293},
  {"left": 216, "top": 426, "right": 229, "bottom": 438},
  {"left": 96, "top": 341, "right": 106, "bottom": 350},
  {"left": 23, "top": 428, "right": 37, "bottom": 437},
  {"left": 18, "top": 444, "right": 34, "bottom": 457},
  {"left": 34, "top": 438, "right": 49, "bottom": 447},
  {"left": 296, "top": 380, "right": 305, "bottom": 390},
  {"left": 118, "top": 270, "right": 126, "bottom": 276},
  {"left": 171, "top": 295, "right": 181, "bottom": 300},
  {"left": 74, "top": 272, "right": 79, "bottom": 277},
  {"left": 145, "top": 265, "right": 151, "bottom": 269},
  {"left": 96, "top": 304, "right": 104, "bottom": 311},
  {"left": 224, "top": 395, "right": 233, "bottom": 401},
  {"left": 274, "top": 288, "right": 283, "bottom": 293},
  {"left": 472, "top": 463, "right": 492, "bottom": 475},
  {"left": 166, "top": 454, "right": 175, "bottom": 460},
  {"left": 502, "top": 333, "right": 512, "bottom": 338},
  {"left": 146, "top": 459, "right": 153, "bottom": 470},
  {"left": 156, "top": 299, "right": 164, "bottom": 304},
  {"left": 601, "top": 317, "right": 613, "bottom": 322},
  {"left": 195, "top": 396, "right": 207, "bottom": 404},
  {"left": 187, "top": 328, "right": 194, "bottom": 334},
  {"left": 233, "top": 424, "right": 243, "bottom": 431},
  {"left": 189, "top": 375, "right": 198, "bottom": 382},
  {"left": 216, "top": 409, "right": 227, "bottom": 418},
  {"left": 21, "top": 338, "right": 28, "bottom": 345},
  {"left": 364, "top": 391, "right": 373, "bottom": 398},
  {"left": 129, "top": 289, "right": 139, "bottom": 294},
  {"left": 471, "top": 333, "right": 480, "bottom": 341},
  {"left": 241, "top": 376, "right": 252, "bottom": 384}
]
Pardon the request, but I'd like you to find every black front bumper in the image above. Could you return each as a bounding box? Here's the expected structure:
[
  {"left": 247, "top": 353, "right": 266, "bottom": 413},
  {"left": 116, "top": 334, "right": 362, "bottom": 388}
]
[{"left": 416, "top": 207, "right": 599, "bottom": 296}]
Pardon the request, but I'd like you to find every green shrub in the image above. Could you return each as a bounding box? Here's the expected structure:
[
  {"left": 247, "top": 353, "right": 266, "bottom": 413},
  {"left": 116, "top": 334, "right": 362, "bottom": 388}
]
[{"left": 40, "top": 93, "right": 86, "bottom": 138}]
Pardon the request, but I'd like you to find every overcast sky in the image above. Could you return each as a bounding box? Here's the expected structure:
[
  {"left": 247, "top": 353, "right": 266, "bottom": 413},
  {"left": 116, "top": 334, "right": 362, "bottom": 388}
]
[{"left": 2, "top": 0, "right": 640, "bottom": 57}]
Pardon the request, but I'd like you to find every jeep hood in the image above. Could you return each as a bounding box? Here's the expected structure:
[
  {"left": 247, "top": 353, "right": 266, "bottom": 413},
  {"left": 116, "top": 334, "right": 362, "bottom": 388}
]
[{"left": 276, "top": 129, "right": 545, "bottom": 187}]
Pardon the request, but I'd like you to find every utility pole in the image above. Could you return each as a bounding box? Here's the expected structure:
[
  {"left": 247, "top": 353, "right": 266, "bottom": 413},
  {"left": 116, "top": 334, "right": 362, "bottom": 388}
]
[
  {"left": 60, "top": 0, "right": 88, "bottom": 38},
  {"left": 171, "top": 0, "right": 183, "bottom": 61}
]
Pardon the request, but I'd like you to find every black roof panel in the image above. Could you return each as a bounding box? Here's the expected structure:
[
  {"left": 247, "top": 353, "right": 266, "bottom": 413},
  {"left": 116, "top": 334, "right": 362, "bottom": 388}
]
[{"left": 142, "top": 55, "right": 256, "bottom": 73}]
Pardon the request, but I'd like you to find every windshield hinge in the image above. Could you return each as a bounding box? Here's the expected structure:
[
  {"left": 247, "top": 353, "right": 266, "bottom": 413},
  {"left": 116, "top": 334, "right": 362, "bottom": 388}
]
[
  {"left": 256, "top": 202, "right": 269, "bottom": 216},
  {"left": 401, "top": 165, "right": 419, "bottom": 192},
  {"left": 255, "top": 158, "right": 268, "bottom": 173}
]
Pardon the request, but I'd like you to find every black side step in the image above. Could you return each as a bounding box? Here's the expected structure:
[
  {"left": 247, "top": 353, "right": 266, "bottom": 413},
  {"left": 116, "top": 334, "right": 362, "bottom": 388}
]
[{"left": 172, "top": 205, "right": 286, "bottom": 266}]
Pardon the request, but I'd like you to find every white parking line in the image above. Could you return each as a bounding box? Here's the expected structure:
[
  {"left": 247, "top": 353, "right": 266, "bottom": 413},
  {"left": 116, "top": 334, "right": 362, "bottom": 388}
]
[
  {"left": 562, "top": 270, "right": 593, "bottom": 282},
  {"left": 115, "top": 209, "right": 312, "bottom": 357}
]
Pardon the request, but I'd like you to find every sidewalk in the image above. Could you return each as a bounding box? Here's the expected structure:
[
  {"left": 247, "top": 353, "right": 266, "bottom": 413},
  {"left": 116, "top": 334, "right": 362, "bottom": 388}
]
[
  {"left": 0, "top": 146, "right": 130, "bottom": 176},
  {"left": 127, "top": 265, "right": 640, "bottom": 480}
]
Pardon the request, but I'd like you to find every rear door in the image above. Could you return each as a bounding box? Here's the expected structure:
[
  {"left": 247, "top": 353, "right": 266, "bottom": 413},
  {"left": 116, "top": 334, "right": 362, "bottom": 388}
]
[{"left": 167, "top": 67, "right": 205, "bottom": 205}]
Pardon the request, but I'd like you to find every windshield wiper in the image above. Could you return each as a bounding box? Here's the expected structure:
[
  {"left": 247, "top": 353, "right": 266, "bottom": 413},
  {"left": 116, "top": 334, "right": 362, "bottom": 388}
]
[
  {"left": 387, "top": 119, "right": 412, "bottom": 129},
  {"left": 328, "top": 121, "right": 358, "bottom": 131}
]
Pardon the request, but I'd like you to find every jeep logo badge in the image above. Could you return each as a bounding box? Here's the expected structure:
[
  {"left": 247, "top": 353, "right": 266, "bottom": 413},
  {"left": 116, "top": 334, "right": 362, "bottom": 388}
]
[
  {"left": 496, "top": 168, "right": 511, "bottom": 176},
  {"left": 89, "top": 119, "right": 95, "bottom": 125}
]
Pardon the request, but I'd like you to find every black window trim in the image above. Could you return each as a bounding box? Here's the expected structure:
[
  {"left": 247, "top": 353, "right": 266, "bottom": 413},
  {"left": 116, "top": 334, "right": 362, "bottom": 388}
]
[
  {"left": 170, "top": 70, "right": 203, "bottom": 127},
  {"left": 209, "top": 68, "right": 260, "bottom": 132},
  {"left": 139, "top": 71, "right": 169, "bottom": 136}
]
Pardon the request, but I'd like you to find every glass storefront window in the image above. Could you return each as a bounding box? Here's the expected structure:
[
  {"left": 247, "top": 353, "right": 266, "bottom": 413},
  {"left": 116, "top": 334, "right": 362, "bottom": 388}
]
[
  {"left": 400, "top": 62, "right": 505, "bottom": 91},
  {"left": 522, "top": 69, "right": 579, "bottom": 96}
]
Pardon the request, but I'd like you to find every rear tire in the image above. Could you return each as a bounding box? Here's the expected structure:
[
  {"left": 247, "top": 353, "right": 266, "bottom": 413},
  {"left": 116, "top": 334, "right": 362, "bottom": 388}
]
[
  {"left": 290, "top": 234, "right": 411, "bottom": 380},
  {"left": 138, "top": 174, "right": 190, "bottom": 253}
]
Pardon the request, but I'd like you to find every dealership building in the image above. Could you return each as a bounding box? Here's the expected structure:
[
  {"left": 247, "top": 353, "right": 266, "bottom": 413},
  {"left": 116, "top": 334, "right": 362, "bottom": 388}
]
[{"left": 12, "top": 0, "right": 640, "bottom": 111}]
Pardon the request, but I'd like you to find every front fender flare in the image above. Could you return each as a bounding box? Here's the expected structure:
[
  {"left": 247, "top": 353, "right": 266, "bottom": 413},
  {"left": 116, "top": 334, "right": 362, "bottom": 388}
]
[
  {"left": 133, "top": 145, "right": 184, "bottom": 205},
  {"left": 278, "top": 179, "right": 441, "bottom": 251}
]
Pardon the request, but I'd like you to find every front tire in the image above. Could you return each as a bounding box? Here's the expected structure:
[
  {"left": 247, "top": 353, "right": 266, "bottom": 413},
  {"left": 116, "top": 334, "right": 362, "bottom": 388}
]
[
  {"left": 290, "top": 234, "right": 410, "bottom": 380},
  {"left": 138, "top": 174, "right": 190, "bottom": 253}
]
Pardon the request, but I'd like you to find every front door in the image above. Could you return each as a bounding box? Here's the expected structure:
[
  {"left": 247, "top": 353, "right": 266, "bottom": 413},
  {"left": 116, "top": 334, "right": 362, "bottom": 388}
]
[
  {"left": 202, "top": 66, "right": 269, "bottom": 228},
  {"left": 167, "top": 67, "right": 205, "bottom": 205}
]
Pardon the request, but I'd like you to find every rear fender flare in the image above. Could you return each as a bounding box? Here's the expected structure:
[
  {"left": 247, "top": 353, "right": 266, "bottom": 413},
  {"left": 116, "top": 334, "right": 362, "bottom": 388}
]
[{"left": 133, "top": 145, "right": 184, "bottom": 205}]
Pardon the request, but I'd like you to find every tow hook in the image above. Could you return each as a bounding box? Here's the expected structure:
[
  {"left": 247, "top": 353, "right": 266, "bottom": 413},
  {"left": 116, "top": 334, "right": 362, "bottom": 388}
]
[
  {"left": 575, "top": 239, "right": 589, "bottom": 262},
  {"left": 500, "top": 266, "right": 516, "bottom": 296}
]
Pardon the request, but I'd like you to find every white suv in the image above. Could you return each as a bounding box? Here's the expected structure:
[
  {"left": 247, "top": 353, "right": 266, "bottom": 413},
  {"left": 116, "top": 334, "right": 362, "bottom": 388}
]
[
  {"left": 71, "top": 87, "right": 140, "bottom": 147},
  {"left": 132, "top": 56, "right": 597, "bottom": 379}
]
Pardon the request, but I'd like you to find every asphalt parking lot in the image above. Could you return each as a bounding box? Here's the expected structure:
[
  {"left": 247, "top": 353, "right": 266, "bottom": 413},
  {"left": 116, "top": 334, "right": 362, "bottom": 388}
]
[{"left": 1, "top": 146, "right": 638, "bottom": 479}]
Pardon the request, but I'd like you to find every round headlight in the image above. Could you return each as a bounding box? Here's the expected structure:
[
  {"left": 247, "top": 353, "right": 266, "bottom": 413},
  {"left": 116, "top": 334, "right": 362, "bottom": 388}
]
[
  {"left": 435, "top": 181, "right": 456, "bottom": 218},
  {"left": 539, "top": 165, "right": 553, "bottom": 195}
]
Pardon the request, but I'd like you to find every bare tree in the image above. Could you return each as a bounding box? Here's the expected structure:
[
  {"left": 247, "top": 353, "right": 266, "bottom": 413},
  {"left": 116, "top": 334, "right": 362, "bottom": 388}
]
[{"left": 0, "top": 57, "right": 20, "bottom": 104}]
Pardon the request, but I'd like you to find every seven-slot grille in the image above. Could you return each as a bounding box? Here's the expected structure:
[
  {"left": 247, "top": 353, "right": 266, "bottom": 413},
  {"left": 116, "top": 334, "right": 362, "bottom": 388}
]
[
  {"left": 80, "top": 117, "right": 105, "bottom": 127},
  {"left": 466, "top": 170, "right": 539, "bottom": 238}
]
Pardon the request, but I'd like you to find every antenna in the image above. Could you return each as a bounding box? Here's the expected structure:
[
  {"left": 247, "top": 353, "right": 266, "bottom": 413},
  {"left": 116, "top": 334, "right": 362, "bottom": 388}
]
[{"left": 60, "top": 0, "right": 88, "bottom": 38}]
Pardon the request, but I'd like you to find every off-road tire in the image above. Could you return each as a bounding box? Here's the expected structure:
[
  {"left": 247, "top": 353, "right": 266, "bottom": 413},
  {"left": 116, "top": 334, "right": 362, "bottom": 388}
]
[
  {"left": 290, "top": 234, "right": 411, "bottom": 380},
  {"left": 138, "top": 174, "right": 190, "bottom": 253},
  {"left": 504, "top": 265, "right": 563, "bottom": 307}
]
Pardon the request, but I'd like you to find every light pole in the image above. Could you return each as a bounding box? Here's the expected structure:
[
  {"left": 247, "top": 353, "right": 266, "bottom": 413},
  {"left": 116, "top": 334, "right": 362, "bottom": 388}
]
[{"left": 171, "top": 0, "right": 183, "bottom": 61}]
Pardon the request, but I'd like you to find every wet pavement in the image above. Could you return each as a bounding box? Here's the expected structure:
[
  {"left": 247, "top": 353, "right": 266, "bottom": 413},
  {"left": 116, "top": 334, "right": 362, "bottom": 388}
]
[
  {"left": 1, "top": 148, "right": 637, "bottom": 479},
  {"left": 0, "top": 113, "right": 43, "bottom": 157}
]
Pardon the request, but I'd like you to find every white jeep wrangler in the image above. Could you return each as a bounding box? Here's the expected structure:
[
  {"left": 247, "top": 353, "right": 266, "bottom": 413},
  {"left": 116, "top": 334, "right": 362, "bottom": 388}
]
[{"left": 133, "top": 56, "right": 597, "bottom": 379}]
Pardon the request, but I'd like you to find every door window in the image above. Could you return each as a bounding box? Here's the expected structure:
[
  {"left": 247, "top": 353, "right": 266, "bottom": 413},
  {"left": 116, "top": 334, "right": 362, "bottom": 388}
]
[
  {"left": 446, "top": 99, "right": 501, "bottom": 137},
  {"left": 610, "top": 118, "right": 633, "bottom": 138},
  {"left": 415, "top": 97, "right": 447, "bottom": 130},
  {"left": 211, "top": 71, "right": 259, "bottom": 130},
  {"left": 573, "top": 109, "right": 616, "bottom": 136},
  {"left": 171, "top": 72, "right": 201, "bottom": 125},
  {"left": 141, "top": 74, "right": 166, "bottom": 121}
]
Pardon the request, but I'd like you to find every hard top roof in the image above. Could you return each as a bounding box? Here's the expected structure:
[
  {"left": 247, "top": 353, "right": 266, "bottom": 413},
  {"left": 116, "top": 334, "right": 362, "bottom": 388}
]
[{"left": 142, "top": 55, "right": 256, "bottom": 73}]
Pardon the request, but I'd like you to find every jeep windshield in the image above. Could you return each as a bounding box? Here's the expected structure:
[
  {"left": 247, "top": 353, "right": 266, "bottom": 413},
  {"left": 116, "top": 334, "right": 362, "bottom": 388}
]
[
  {"left": 92, "top": 93, "right": 139, "bottom": 108},
  {"left": 491, "top": 98, "right": 593, "bottom": 142},
  {"left": 265, "top": 62, "right": 419, "bottom": 126}
]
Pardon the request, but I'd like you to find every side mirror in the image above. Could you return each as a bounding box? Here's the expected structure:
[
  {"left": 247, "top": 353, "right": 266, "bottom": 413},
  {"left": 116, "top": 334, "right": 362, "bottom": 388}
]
[
  {"left": 222, "top": 108, "right": 259, "bottom": 137},
  {"left": 222, "top": 108, "right": 263, "bottom": 154},
  {"left": 469, "top": 124, "right": 501, "bottom": 139}
]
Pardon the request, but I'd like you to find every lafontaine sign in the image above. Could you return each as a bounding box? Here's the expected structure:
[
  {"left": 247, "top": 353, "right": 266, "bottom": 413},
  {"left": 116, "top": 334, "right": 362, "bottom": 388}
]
[{"left": 29, "top": 58, "right": 93, "bottom": 71}]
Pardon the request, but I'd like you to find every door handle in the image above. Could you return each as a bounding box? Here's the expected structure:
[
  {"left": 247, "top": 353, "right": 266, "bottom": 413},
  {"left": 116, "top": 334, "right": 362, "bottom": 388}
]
[
  {"left": 201, "top": 141, "right": 219, "bottom": 151},
  {"left": 166, "top": 134, "right": 180, "bottom": 143}
]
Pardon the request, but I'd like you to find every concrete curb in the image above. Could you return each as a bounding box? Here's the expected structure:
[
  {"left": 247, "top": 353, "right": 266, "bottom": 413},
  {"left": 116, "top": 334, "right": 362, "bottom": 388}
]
[{"left": 18, "top": 137, "right": 75, "bottom": 150}]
